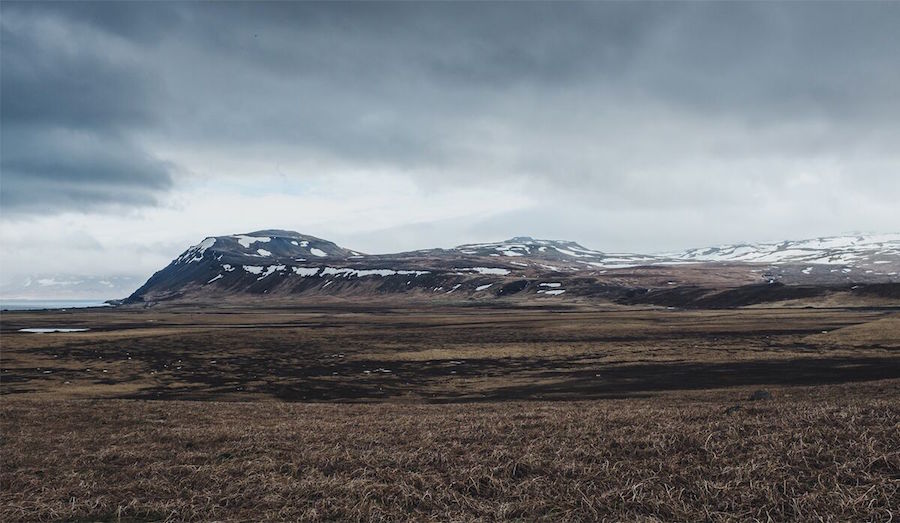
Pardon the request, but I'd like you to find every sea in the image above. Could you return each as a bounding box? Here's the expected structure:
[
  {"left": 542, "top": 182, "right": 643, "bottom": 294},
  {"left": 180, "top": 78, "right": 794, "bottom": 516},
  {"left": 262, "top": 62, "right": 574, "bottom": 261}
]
[{"left": 0, "top": 300, "right": 112, "bottom": 311}]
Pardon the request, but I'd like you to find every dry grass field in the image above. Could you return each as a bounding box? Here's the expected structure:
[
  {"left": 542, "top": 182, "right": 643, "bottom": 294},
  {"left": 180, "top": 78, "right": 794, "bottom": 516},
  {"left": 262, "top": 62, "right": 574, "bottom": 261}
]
[
  {"left": 2, "top": 305, "right": 898, "bottom": 402},
  {"left": 2, "top": 304, "right": 899, "bottom": 521}
]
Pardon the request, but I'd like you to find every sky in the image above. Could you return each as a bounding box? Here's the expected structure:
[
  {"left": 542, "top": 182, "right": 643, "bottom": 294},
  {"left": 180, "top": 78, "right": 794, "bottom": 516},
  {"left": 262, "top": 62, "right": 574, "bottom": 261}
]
[{"left": 1, "top": 1, "right": 899, "bottom": 297}]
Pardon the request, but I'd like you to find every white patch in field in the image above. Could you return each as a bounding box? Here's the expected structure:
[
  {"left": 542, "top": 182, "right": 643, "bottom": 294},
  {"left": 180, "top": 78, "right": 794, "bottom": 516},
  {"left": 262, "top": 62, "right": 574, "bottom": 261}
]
[
  {"left": 234, "top": 235, "right": 271, "bottom": 248},
  {"left": 257, "top": 249, "right": 272, "bottom": 257},
  {"left": 475, "top": 284, "right": 493, "bottom": 291},
  {"left": 539, "top": 282, "right": 562, "bottom": 288},
  {"left": 310, "top": 248, "right": 327, "bottom": 257},
  {"left": 242, "top": 265, "right": 264, "bottom": 274},
  {"left": 19, "top": 328, "right": 89, "bottom": 333},
  {"left": 323, "top": 280, "right": 333, "bottom": 288},
  {"left": 300, "top": 241, "right": 309, "bottom": 247},
  {"left": 597, "top": 262, "right": 642, "bottom": 269},
  {"left": 290, "top": 241, "right": 299, "bottom": 246},
  {"left": 292, "top": 267, "right": 319, "bottom": 276},
  {"left": 801, "top": 267, "right": 813, "bottom": 275},
  {"left": 222, "top": 264, "right": 235, "bottom": 272},
  {"left": 510, "top": 261, "right": 528, "bottom": 266},
  {"left": 537, "top": 289, "right": 566, "bottom": 295},
  {"left": 446, "top": 284, "right": 462, "bottom": 293}
]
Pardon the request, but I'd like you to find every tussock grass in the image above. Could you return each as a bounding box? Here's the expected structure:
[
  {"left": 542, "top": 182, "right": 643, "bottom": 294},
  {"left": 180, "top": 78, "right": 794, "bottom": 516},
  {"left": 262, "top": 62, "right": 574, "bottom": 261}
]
[{"left": 3, "top": 382, "right": 898, "bottom": 522}]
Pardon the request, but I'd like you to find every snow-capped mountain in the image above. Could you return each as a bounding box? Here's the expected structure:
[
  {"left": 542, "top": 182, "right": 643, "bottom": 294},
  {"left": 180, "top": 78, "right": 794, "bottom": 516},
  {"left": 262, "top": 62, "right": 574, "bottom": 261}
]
[
  {"left": 176, "top": 229, "right": 359, "bottom": 264},
  {"left": 124, "top": 231, "right": 899, "bottom": 307},
  {"left": 0, "top": 275, "right": 143, "bottom": 301},
  {"left": 667, "top": 234, "right": 900, "bottom": 267},
  {"left": 445, "top": 237, "right": 661, "bottom": 268}
]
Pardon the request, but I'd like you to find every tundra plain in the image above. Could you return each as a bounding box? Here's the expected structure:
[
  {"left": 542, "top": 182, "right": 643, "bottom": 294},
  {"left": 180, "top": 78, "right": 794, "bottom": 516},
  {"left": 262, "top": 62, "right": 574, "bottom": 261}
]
[{"left": 2, "top": 304, "right": 899, "bottom": 521}]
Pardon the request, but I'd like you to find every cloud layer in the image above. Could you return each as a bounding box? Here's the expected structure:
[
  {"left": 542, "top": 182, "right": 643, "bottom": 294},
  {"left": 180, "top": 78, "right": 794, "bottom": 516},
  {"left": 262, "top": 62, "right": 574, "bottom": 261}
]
[{"left": 1, "top": 2, "right": 898, "bottom": 290}]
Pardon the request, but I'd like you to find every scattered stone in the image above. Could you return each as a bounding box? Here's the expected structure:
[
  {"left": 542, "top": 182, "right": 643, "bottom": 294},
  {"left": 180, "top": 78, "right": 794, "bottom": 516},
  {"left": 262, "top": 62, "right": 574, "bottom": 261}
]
[{"left": 749, "top": 389, "right": 772, "bottom": 401}]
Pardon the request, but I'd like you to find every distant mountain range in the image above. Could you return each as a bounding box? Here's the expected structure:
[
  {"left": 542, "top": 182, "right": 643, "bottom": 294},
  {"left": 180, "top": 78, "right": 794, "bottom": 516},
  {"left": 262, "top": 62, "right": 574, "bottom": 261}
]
[
  {"left": 122, "top": 231, "right": 899, "bottom": 307},
  {"left": 0, "top": 275, "right": 143, "bottom": 301}
]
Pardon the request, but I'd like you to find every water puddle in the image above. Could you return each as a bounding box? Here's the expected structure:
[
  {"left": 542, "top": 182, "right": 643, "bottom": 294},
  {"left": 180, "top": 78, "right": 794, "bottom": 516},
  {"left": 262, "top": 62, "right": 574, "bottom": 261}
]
[{"left": 17, "top": 328, "right": 90, "bottom": 334}]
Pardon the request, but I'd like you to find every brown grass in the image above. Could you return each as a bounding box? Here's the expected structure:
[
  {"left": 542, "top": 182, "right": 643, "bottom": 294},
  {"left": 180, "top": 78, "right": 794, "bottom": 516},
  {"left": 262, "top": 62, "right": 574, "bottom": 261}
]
[
  {"left": 2, "top": 307, "right": 898, "bottom": 402},
  {"left": 2, "top": 305, "right": 899, "bottom": 520},
  {"left": 2, "top": 381, "right": 899, "bottom": 522}
]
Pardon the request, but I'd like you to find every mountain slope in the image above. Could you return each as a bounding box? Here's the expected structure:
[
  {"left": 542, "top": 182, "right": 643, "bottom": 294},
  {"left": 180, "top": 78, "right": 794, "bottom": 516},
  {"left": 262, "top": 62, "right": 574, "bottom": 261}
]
[
  {"left": 125, "top": 232, "right": 900, "bottom": 307},
  {"left": 667, "top": 234, "right": 900, "bottom": 267}
]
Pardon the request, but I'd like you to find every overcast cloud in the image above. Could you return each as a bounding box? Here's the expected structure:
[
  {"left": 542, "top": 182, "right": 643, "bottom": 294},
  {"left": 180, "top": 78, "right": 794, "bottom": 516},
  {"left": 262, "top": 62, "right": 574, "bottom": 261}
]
[{"left": 1, "top": 2, "right": 898, "bottom": 296}]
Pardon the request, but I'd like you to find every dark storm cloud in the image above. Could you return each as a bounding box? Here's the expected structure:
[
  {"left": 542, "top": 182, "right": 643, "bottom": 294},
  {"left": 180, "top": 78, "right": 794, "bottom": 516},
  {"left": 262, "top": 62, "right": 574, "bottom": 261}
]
[
  {"left": 1, "top": 127, "right": 173, "bottom": 211},
  {"left": 1, "top": 1, "right": 898, "bottom": 214},
  {"left": 0, "top": 1, "right": 173, "bottom": 213}
]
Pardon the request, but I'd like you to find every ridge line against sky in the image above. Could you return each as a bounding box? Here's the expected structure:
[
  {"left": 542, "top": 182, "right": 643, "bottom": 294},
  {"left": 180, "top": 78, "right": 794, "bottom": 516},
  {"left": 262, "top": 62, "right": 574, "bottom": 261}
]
[{"left": 1, "top": 1, "right": 898, "bottom": 285}]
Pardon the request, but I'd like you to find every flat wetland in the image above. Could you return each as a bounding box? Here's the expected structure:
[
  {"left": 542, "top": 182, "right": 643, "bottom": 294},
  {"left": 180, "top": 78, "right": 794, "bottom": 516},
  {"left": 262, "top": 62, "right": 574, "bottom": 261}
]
[{"left": 2, "top": 303, "right": 899, "bottom": 520}]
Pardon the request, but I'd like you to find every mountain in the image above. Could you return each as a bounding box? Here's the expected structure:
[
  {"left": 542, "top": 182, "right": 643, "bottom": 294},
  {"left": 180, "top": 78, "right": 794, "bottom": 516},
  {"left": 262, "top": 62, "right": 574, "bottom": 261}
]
[
  {"left": 663, "top": 234, "right": 900, "bottom": 268},
  {"left": 0, "top": 274, "right": 143, "bottom": 301},
  {"left": 125, "top": 231, "right": 900, "bottom": 307}
]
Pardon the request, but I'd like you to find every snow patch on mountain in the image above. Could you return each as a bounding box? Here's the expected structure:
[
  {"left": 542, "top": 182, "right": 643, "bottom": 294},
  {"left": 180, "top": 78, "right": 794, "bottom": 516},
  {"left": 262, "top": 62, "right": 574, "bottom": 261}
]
[
  {"left": 234, "top": 235, "right": 271, "bottom": 248},
  {"left": 177, "top": 237, "right": 216, "bottom": 264},
  {"left": 242, "top": 265, "right": 264, "bottom": 275},
  {"left": 256, "top": 265, "right": 286, "bottom": 279},
  {"left": 316, "top": 267, "right": 430, "bottom": 278},
  {"left": 667, "top": 234, "right": 900, "bottom": 266},
  {"left": 455, "top": 267, "right": 511, "bottom": 275}
]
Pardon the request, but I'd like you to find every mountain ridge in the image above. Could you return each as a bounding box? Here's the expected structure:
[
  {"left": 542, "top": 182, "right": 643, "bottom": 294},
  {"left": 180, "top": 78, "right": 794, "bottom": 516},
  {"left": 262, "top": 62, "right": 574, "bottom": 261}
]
[{"left": 123, "top": 231, "right": 900, "bottom": 307}]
